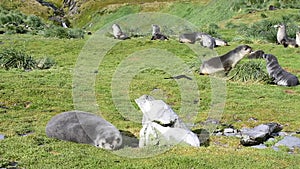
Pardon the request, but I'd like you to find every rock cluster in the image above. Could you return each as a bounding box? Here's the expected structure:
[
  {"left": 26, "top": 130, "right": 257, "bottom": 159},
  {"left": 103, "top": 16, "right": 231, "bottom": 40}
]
[{"left": 135, "top": 95, "right": 200, "bottom": 147}]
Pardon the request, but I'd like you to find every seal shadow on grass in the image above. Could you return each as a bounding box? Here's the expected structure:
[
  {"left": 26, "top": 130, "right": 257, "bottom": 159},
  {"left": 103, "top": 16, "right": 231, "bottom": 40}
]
[{"left": 119, "top": 130, "right": 139, "bottom": 148}]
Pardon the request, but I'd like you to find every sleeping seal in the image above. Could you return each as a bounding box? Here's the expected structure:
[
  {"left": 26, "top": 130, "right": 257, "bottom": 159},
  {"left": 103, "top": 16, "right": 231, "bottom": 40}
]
[
  {"left": 179, "top": 32, "right": 203, "bottom": 44},
  {"left": 46, "top": 111, "right": 122, "bottom": 150},
  {"left": 262, "top": 54, "right": 299, "bottom": 86},
  {"left": 112, "top": 23, "right": 130, "bottom": 40},
  {"left": 199, "top": 33, "right": 216, "bottom": 49},
  {"left": 151, "top": 24, "right": 168, "bottom": 40},
  {"left": 200, "top": 45, "right": 252, "bottom": 75}
]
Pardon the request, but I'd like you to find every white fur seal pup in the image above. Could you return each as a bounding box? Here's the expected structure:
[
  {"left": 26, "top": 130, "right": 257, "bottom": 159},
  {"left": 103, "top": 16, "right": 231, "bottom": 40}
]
[
  {"left": 262, "top": 54, "right": 299, "bottom": 86},
  {"left": 200, "top": 45, "right": 252, "bottom": 75},
  {"left": 199, "top": 33, "right": 216, "bottom": 49},
  {"left": 151, "top": 24, "right": 168, "bottom": 40},
  {"left": 179, "top": 32, "right": 203, "bottom": 44},
  {"left": 112, "top": 23, "right": 130, "bottom": 40},
  {"left": 45, "top": 111, "right": 122, "bottom": 150}
]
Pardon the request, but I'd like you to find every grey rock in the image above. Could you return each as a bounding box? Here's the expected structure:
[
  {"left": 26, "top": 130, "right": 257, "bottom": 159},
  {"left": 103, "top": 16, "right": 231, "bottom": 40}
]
[
  {"left": 224, "top": 128, "right": 234, "bottom": 133},
  {"left": 215, "top": 132, "right": 223, "bottom": 136},
  {"left": 135, "top": 95, "right": 200, "bottom": 147},
  {"left": 0, "top": 134, "right": 4, "bottom": 140},
  {"left": 274, "top": 136, "right": 300, "bottom": 149},
  {"left": 224, "top": 132, "right": 237, "bottom": 137},
  {"left": 251, "top": 144, "right": 267, "bottom": 149},
  {"left": 240, "top": 123, "right": 283, "bottom": 146}
]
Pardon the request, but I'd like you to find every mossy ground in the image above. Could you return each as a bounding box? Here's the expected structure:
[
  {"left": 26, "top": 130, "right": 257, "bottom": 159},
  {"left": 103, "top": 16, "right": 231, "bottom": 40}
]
[{"left": 0, "top": 0, "right": 300, "bottom": 168}]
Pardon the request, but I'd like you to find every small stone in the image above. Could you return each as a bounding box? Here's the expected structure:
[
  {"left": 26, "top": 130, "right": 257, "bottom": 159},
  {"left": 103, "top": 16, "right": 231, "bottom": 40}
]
[
  {"left": 215, "top": 132, "right": 223, "bottom": 136},
  {"left": 224, "top": 128, "right": 234, "bottom": 133},
  {"left": 251, "top": 144, "right": 267, "bottom": 149},
  {"left": 0, "top": 134, "right": 4, "bottom": 140},
  {"left": 275, "top": 136, "right": 300, "bottom": 149}
]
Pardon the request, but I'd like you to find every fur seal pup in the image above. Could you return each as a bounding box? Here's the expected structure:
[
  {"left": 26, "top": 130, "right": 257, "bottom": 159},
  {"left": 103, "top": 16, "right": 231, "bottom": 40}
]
[
  {"left": 262, "top": 54, "right": 299, "bottom": 86},
  {"left": 179, "top": 32, "right": 203, "bottom": 44},
  {"left": 296, "top": 31, "right": 300, "bottom": 47},
  {"left": 199, "top": 45, "right": 252, "bottom": 75},
  {"left": 112, "top": 23, "right": 130, "bottom": 40},
  {"left": 274, "top": 24, "right": 288, "bottom": 44},
  {"left": 274, "top": 24, "right": 298, "bottom": 47},
  {"left": 214, "top": 38, "right": 229, "bottom": 47},
  {"left": 199, "top": 33, "right": 216, "bottom": 49},
  {"left": 151, "top": 24, "right": 168, "bottom": 40},
  {"left": 248, "top": 50, "right": 265, "bottom": 59},
  {"left": 46, "top": 111, "right": 122, "bottom": 150}
]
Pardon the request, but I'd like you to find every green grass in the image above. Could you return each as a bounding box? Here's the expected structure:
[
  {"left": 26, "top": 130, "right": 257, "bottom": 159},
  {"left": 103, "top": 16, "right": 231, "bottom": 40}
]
[{"left": 1, "top": 0, "right": 300, "bottom": 168}]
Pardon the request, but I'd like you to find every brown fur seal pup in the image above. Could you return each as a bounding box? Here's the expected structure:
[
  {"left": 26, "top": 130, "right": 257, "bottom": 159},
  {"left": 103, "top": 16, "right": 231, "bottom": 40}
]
[
  {"left": 46, "top": 111, "right": 122, "bottom": 150},
  {"left": 199, "top": 33, "right": 216, "bottom": 49},
  {"left": 151, "top": 24, "right": 168, "bottom": 40},
  {"left": 274, "top": 24, "right": 298, "bottom": 47},
  {"left": 199, "top": 45, "right": 252, "bottom": 75},
  {"left": 112, "top": 23, "right": 130, "bottom": 40},
  {"left": 179, "top": 32, "right": 203, "bottom": 44},
  {"left": 262, "top": 54, "right": 299, "bottom": 86},
  {"left": 248, "top": 50, "right": 265, "bottom": 59}
]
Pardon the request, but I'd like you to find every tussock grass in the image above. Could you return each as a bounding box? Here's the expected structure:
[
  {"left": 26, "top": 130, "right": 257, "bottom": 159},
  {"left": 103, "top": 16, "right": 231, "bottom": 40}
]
[
  {"left": 228, "top": 59, "right": 270, "bottom": 83},
  {"left": 0, "top": 47, "right": 55, "bottom": 70}
]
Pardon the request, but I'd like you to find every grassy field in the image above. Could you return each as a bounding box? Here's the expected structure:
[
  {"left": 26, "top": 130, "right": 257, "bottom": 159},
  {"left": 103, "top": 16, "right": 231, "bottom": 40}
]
[{"left": 1, "top": 0, "right": 300, "bottom": 168}]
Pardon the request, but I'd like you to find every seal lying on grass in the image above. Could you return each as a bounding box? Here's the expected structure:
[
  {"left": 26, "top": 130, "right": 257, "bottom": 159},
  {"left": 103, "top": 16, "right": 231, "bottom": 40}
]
[
  {"left": 46, "top": 111, "right": 122, "bottom": 150},
  {"left": 199, "top": 33, "right": 216, "bottom": 49},
  {"left": 199, "top": 45, "right": 252, "bottom": 75},
  {"left": 262, "top": 54, "right": 299, "bottom": 86},
  {"left": 179, "top": 32, "right": 203, "bottom": 44}
]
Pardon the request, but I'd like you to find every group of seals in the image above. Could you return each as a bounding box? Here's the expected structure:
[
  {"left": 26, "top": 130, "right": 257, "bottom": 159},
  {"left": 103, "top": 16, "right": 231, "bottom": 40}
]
[
  {"left": 46, "top": 111, "right": 122, "bottom": 150},
  {"left": 199, "top": 45, "right": 252, "bottom": 75},
  {"left": 112, "top": 23, "right": 228, "bottom": 47},
  {"left": 179, "top": 32, "right": 228, "bottom": 49},
  {"left": 274, "top": 24, "right": 298, "bottom": 48},
  {"left": 248, "top": 50, "right": 299, "bottom": 86}
]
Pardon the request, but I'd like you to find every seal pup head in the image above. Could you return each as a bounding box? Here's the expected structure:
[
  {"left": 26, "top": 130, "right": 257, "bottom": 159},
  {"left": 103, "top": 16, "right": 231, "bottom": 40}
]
[
  {"left": 248, "top": 50, "right": 265, "bottom": 59},
  {"left": 94, "top": 130, "right": 122, "bottom": 150},
  {"left": 233, "top": 45, "right": 253, "bottom": 56},
  {"left": 152, "top": 24, "right": 161, "bottom": 35}
]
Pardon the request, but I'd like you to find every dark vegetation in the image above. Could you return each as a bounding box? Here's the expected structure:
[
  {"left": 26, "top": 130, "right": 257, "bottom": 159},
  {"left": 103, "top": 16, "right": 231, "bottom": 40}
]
[{"left": 0, "top": 7, "right": 84, "bottom": 39}]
